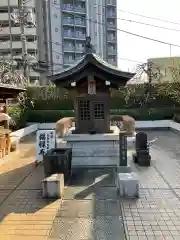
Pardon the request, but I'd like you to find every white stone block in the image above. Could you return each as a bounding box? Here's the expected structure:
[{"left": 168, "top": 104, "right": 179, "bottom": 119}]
[
  {"left": 42, "top": 174, "right": 64, "bottom": 199},
  {"left": 117, "top": 172, "right": 139, "bottom": 198}
]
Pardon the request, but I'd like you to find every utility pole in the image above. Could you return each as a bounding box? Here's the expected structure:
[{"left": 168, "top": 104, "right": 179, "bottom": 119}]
[
  {"left": 18, "top": 0, "right": 29, "bottom": 80},
  {"left": 11, "top": 1, "right": 48, "bottom": 85},
  {"left": 8, "top": 0, "right": 13, "bottom": 61}
]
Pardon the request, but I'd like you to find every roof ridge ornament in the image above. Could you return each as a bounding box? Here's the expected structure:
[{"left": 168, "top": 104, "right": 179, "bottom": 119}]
[{"left": 84, "top": 36, "right": 96, "bottom": 54}]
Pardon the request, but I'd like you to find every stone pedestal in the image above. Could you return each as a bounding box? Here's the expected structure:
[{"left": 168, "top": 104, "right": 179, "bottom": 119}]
[
  {"left": 57, "top": 126, "right": 135, "bottom": 168},
  {"left": 42, "top": 174, "right": 64, "bottom": 199},
  {"left": 133, "top": 151, "right": 151, "bottom": 166},
  {"left": 117, "top": 172, "right": 139, "bottom": 198}
]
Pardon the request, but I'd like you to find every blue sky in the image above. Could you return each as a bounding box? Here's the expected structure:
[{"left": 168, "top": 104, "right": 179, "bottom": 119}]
[{"left": 117, "top": 0, "right": 180, "bottom": 72}]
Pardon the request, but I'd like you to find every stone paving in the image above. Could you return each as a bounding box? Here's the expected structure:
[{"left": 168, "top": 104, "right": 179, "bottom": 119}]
[
  {"left": 48, "top": 168, "right": 125, "bottom": 240},
  {"left": 0, "top": 134, "right": 60, "bottom": 240},
  {"left": 0, "top": 130, "right": 180, "bottom": 239},
  {"left": 122, "top": 130, "right": 180, "bottom": 240}
]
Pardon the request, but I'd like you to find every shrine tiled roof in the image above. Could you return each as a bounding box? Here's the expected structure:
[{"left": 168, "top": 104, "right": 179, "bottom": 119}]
[{"left": 48, "top": 53, "right": 135, "bottom": 84}]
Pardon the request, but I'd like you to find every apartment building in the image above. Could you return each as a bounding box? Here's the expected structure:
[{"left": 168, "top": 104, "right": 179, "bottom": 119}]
[
  {"left": 148, "top": 56, "right": 180, "bottom": 83},
  {"left": 36, "top": 0, "right": 117, "bottom": 74},
  {"left": 0, "top": 0, "right": 39, "bottom": 83}
]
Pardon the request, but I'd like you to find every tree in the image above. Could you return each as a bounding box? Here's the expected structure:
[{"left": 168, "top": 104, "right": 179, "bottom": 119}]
[
  {"left": 156, "top": 57, "right": 180, "bottom": 104},
  {"left": 0, "top": 60, "right": 28, "bottom": 87}
]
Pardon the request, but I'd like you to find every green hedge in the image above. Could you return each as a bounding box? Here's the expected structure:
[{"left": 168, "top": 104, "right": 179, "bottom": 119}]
[
  {"left": 26, "top": 107, "right": 178, "bottom": 123},
  {"left": 26, "top": 86, "right": 180, "bottom": 110},
  {"left": 26, "top": 110, "right": 74, "bottom": 122}
]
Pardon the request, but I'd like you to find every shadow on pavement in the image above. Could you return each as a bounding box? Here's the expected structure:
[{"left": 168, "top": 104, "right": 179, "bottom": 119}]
[{"left": 49, "top": 168, "right": 126, "bottom": 240}]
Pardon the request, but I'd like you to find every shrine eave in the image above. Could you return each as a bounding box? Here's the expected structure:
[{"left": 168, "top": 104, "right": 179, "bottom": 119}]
[
  {"left": 48, "top": 53, "right": 135, "bottom": 85},
  {"left": 0, "top": 84, "right": 26, "bottom": 99}
]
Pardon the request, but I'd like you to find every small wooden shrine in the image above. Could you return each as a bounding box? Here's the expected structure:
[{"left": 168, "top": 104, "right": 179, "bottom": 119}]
[
  {"left": 49, "top": 37, "right": 135, "bottom": 134},
  {"left": 0, "top": 84, "right": 25, "bottom": 128},
  {"left": 0, "top": 83, "right": 25, "bottom": 158}
]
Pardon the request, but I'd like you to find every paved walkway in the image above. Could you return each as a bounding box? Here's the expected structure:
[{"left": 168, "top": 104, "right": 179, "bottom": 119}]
[
  {"left": 122, "top": 130, "right": 180, "bottom": 240},
  {"left": 48, "top": 168, "right": 125, "bottom": 240},
  {"left": 0, "top": 134, "right": 60, "bottom": 240},
  {"left": 0, "top": 130, "right": 180, "bottom": 239}
]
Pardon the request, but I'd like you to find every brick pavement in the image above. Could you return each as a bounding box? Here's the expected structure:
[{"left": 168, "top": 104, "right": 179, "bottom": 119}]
[
  {"left": 0, "top": 130, "right": 180, "bottom": 240},
  {"left": 0, "top": 134, "right": 61, "bottom": 240},
  {"left": 122, "top": 130, "right": 180, "bottom": 240}
]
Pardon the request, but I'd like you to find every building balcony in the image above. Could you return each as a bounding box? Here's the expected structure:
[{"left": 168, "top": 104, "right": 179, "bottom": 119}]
[
  {"left": 106, "top": 11, "right": 116, "bottom": 18},
  {"left": 62, "top": 5, "right": 86, "bottom": 14},
  {"left": 107, "top": 37, "right": 116, "bottom": 43},
  {"left": 0, "top": 27, "right": 36, "bottom": 36},
  {"left": 62, "top": 4, "right": 74, "bottom": 11},
  {"left": 63, "top": 19, "right": 74, "bottom": 25},
  {"left": 108, "top": 49, "right": 117, "bottom": 55},
  {"left": 0, "top": 41, "right": 37, "bottom": 50},
  {"left": 108, "top": 50, "right": 117, "bottom": 56},
  {"left": 63, "top": 33, "right": 86, "bottom": 40},
  {"left": 75, "top": 47, "right": 84, "bottom": 52},
  {"left": 0, "top": 13, "right": 10, "bottom": 21},
  {"left": 74, "top": 20, "right": 86, "bottom": 27},
  {"left": 63, "top": 19, "right": 86, "bottom": 27},
  {"left": 64, "top": 46, "right": 75, "bottom": 52},
  {"left": 0, "top": 0, "right": 18, "bottom": 7},
  {"left": 107, "top": 23, "right": 116, "bottom": 30},
  {"left": 74, "top": 7, "right": 86, "bottom": 14}
]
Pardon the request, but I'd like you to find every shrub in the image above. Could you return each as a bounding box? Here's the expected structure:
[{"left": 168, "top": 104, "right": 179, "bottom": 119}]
[
  {"left": 111, "top": 107, "right": 178, "bottom": 120},
  {"left": 8, "top": 108, "right": 26, "bottom": 130},
  {"left": 25, "top": 85, "right": 180, "bottom": 111},
  {"left": 26, "top": 110, "right": 74, "bottom": 123},
  {"left": 26, "top": 107, "right": 178, "bottom": 123}
]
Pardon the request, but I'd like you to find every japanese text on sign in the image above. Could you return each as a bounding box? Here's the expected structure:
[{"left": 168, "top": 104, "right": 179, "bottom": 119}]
[{"left": 36, "top": 130, "right": 56, "bottom": 163}]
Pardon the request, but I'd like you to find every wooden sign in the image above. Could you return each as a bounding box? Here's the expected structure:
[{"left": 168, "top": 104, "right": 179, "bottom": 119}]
[{"left": 36, "top": 130, "right": 56, "bottom": 163}]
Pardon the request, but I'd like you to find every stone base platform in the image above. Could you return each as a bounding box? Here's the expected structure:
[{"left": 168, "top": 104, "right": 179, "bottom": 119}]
[{"left": 56, "top": 126, "right": 135, "bottom": 168}]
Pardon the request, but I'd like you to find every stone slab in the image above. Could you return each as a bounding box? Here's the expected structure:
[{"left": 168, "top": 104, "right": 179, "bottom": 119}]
[{"left": 42, "top": 173, "right": 64, "bottom": 199}]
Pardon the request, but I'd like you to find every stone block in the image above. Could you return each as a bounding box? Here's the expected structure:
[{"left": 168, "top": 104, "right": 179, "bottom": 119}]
[
  {"left": 117, "top": 172, "right": 139, "bottom": 198},
  {"left": 133, "top": 151, "right": 151, "bottom": 166},
  {"left": 42, "top": 174, "right": 64, "bottom": 199}
]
